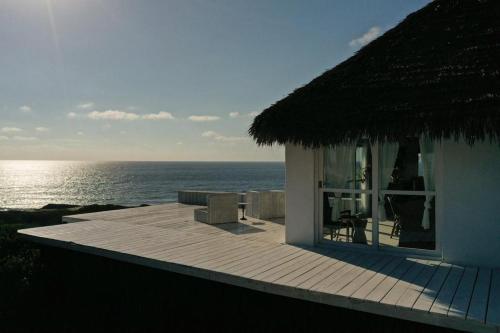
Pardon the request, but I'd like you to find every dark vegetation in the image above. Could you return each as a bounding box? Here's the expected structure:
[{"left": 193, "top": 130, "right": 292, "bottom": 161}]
[
  {"left": 0, "top": 205, "right": 465, "bottom": 332},
  {"left": 0, "top": 204, "right": 140, "bottom": 330}
]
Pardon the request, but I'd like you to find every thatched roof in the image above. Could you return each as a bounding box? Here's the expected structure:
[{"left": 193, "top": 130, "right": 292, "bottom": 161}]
[{"left": 250, "top": 0, "right": 500, "bottom": 147}]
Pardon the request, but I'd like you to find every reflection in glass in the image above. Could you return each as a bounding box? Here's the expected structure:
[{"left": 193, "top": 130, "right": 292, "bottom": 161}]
[
  {"left": 379, "top": 138, "right": 434, "bottom": 192},
  {"left": 379, "top": 195, "right": 435, "bottom": 250},
  {"left": 324, "top": 142, "right": 372, "bottom": 190},
  {"left": 378, "top": 137, "right": 436, "bottom": 250},
  {"left": 322, "top": 139, "right": 436, "bottom": 251},
  {"left": 323, "top": 192, "right": 372, "bottom": 245},
  {"left": 323, "top": 141, "right": 373, "bottom": 246}
]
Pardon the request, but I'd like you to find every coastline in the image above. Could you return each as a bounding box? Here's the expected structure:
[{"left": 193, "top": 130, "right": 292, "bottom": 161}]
[{"left": 0, "top": 203, "right": 147, "bottom": 226}]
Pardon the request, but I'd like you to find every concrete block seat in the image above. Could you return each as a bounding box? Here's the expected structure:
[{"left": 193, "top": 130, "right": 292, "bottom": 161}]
[
  {"left": 246, "top": 190, "right": 285, "bottom": 220},
  {"left": 194, "top": 193, "right": 239, "bottom": 225}
]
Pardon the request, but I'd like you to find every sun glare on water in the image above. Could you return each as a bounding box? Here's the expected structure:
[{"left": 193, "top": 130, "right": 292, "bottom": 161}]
[{"left": 0, "top": 160, "right": 89, "bottom": 209}]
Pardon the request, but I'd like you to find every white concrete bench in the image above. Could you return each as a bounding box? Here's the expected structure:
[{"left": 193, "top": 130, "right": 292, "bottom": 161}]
[
  {"left": 178, "top": 190, "right": 245, "bottom": 206},
  {"left": 194, "top": 193, "right": 239, "bottom": 225},
  {"left": 246, "top": 190, "right": 285, "bottom": 220}
]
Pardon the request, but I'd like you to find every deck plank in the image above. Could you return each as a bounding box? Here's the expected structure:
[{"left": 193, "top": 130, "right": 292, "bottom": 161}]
[
  {"left": 413, "top": 263, "right": 452, "bottom": 312},
  {"left": 212, "top": 244, "right": 288, "bottom": 272},
  {"left": 242, "top": 250, "right": 310, "bottom": 279},
  {"left": 274, "top": 251, "right": 335, "bottom": 285},
  {"left": 365, "top": 258, "right": 416, "bottom": 302},
  {"left": 254, "top": 251, "right": 321, "bottom": 282},
  {"left": 447, "top": 266, "right": 478, "bottom": 319},
  {"left": 224, "top": 246, "right": 303, "bottom": 277},
  {"left": 337, "top": 255, "right": 394, "bottom": 297},
  {"left": 380, "top": 259, "right": 428, "bottom": 305},
  {"left": 323, "top": 254, "right": 386, "bottom": 294},
  {"left": 350, "top": 256, "right": 405, "bottom": 300},
  {"left": 466, "top": 267, "right": 491, "bottom": 323},
  {"left": 486, "top": 268, "right": 500, "bottom": 327},
  {"left": 199, "top": 243, "right": 282, "bottom": 270},
  {"left": 430, "top": 265, "right": 465, "bottom": 315},
  {"left": 395, "top": 260, "right": 439, "bottom": 309},
  {"left": 311, "top": 253, "right": 371, "bottom": 292},
  {"left": 17, "top": 203, "right": 500, "bottom": 333},
  {"left": 292, "top": 251, "right": 356, "bottom": 289}
]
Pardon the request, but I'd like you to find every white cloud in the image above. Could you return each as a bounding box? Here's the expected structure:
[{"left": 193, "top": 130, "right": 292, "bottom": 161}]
[
  {"left": 0, "top": 136, "right": 8, "bottom": 141},
  {"left": 176, "top": 141, "right": 183, "bottom": 145},
  {"left": 73, "top": 109, "right": 175, "bottom": 121},
  {"left": 77, "top": 131, "right": 84, "bottom": 136},
  {"left": 142, "top": 111, "right": 174, "bottom": 120},
  {"left": 349, "top": 26, "right": 382, "bottom": 47},
  {"left": 1, "top": 127, "right": 22, "bottom": 133},
  {"left": 19, "top": 105, "right": 32, "bottom": 113},
  {"left": 202, "top": 131, "right": 218, "bottom": 138},
  {"left": 35, "top": 127, "right": 50, "bottom": 132},
  {"left": 229, "top": 111, "right": 259, "bottom": 118},
  {"left": 13, "top": 136, "right": 38, "bottom": 141},
  {"left": 77, "top": 102, "right": 94, "bottom": 109},
  {"left": 188, "top": 115, "right": 220, "bottom": 122},
  {"left": 202, "top": 130, "right": 247, "bottom": 142},
  {"left": 88, "top": 110, "right": 140, "bottom": 121}
]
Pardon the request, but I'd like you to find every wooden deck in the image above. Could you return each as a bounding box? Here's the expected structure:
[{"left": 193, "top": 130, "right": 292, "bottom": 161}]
[{"left": 19, "top": 203, "right": 500, "bottom": 333}]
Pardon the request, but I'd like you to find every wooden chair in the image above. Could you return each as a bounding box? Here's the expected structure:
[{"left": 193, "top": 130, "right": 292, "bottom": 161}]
[
  {"left": 387, "top": 196, "right": 401, "bottom": 238},
  {"left": 324, "top": 209, "right": 354, "bottom": 241}
]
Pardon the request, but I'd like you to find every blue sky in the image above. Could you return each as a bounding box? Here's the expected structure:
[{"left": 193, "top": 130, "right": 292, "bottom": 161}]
[{"left": 0, "top": 0, "right": 429, "bottom": 161}]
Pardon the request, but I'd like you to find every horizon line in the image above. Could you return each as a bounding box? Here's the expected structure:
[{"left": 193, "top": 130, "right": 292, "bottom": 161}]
[{"left": 0, "top": 159, "right": 284, "bottom": 163}]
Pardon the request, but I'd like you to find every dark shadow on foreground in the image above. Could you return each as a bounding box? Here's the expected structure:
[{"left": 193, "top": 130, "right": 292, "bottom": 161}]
[{"left": 1, "top": 246, "right": 467, "bottom": 333}]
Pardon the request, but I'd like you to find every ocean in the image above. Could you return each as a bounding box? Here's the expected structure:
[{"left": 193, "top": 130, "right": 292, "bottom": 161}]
[{"left": 0, "top": 160, "right": 285, "bottom": 209}]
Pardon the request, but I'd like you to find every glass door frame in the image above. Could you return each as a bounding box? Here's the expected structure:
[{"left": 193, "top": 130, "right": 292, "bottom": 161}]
[{"left": 316, "top": 141, "right": 442, "bottom": 258}]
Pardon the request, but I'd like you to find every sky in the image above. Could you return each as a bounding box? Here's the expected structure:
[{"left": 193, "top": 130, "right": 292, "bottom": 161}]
[{"left": 0, "top": 0, "right": 430, "bottom": 161}]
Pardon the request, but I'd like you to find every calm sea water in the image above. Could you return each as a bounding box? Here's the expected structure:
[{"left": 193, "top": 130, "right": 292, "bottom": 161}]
[{"left": 0, "top": 161, "right": 285, "bottom": 209}]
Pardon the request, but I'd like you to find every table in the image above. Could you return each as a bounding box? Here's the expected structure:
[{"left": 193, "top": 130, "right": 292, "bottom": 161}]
[{"left": 238, "top": 202, "right": 247, "bottom": 221}]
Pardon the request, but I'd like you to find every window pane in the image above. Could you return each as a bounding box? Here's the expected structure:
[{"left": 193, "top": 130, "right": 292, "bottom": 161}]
[
  {"left": 380, "top": 138, "right": 434, "bottom": 191},
  {"left": 324, "top": 141, "right": 372, "bottom": 189},
  {"left": 322, "top": 192, "right": 372, "bottom": 245},
  {"left": 378, "top": 194, "right": 435, "bottom": 250}
]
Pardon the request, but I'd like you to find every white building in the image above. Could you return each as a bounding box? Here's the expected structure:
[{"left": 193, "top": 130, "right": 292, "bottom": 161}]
[
  {"left": 250, "top": 0, "right": 500, "bottom": 267},
  {"left": 283, "top": 141, "right": 500, "bottom": 267}
]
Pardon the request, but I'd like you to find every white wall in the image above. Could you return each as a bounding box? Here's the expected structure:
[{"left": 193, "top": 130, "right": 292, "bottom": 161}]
[
  {"left": 285, "top": 144, "right": 316, "bottom": 246},
  {"left": 284, "top": 140, "right": 500, "bottom": 266},
  {"left": 440, "top": 139, "right": 500, "bottom": 267}
]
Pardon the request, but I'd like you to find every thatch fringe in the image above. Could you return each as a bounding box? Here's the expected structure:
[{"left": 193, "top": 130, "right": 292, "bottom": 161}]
[{"left": 249, "top": 0, "right": 500, "bottom": 147}]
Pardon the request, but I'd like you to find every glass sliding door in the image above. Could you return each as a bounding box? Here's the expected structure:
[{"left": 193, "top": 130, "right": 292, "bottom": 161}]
[
  {"left": 320, "top": 137, "right": 437, "bottom": 253},
  {"left": 322, "top": 141, "right": 373, "bottom": 246},
  {"left": 378, "top": 138, "right": 436, "bottom": 250}
]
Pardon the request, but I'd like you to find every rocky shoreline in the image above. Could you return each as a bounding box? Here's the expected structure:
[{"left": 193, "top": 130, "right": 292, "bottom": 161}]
[{"left": 0, "top": 203, "right": 148, "bottom": 227}]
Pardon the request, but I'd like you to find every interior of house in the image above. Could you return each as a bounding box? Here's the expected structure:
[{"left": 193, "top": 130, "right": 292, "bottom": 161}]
[{"left": 322, "top": 138, "right": 436, "bottom": 250}]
